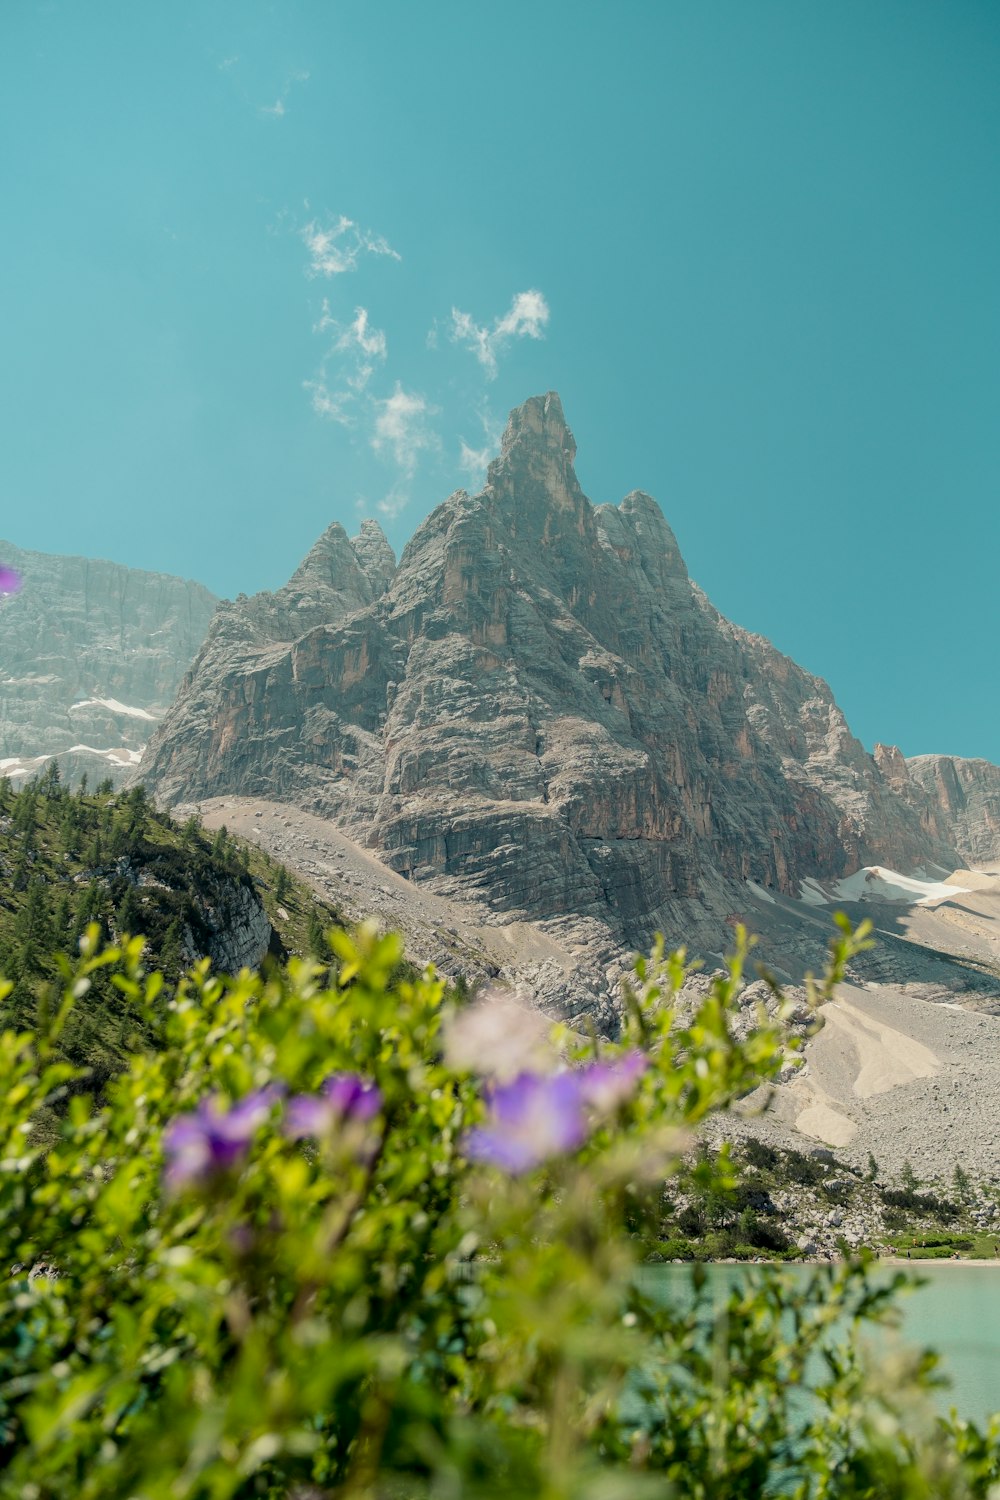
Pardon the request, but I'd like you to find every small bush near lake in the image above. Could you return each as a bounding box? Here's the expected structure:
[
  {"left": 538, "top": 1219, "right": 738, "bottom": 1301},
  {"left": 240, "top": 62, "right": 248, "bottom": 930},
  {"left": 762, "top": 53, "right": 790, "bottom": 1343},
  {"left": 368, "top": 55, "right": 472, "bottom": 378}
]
[
  {"left": 3, "top": 915, "right": 1000, "bottom": 1497},
  {"left": 882, "top": 1186, "right": 961, "bottom": 1223}
]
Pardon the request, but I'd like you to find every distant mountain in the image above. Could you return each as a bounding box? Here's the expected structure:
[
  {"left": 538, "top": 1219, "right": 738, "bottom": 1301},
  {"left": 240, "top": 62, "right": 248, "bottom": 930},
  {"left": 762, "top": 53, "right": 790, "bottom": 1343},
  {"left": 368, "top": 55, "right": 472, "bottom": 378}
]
[
  {"left": 138, "top": 393, "right": 977, "bottom": 959},
  {"left": 875, "top": 744, "right": 1000, "bottom": 866},
  {"left": 0, "top": 540, "right": 217, "bottom": 787}
]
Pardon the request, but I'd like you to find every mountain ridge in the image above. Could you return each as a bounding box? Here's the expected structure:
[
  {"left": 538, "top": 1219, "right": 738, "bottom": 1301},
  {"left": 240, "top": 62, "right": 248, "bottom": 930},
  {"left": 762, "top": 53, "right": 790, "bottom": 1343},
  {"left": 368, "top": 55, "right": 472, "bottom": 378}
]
[
  {"left": 138, "top": 393, "right": 979, "bottom": 965},
  {"left": 0, "top": 537, "right": 217, "bottom": 787}
]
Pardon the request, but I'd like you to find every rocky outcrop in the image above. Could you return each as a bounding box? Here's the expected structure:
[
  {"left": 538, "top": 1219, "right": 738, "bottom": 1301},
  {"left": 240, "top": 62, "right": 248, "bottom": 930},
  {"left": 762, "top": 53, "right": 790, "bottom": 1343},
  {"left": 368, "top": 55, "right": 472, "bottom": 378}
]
[
  {"left": 183, "top": 871, "right": 273, "bottom": 973},
  {"left": 0, "top": 541, "right": 216, "bottom": 787},
  {"left": 114, "top": 850, "right": 274, "bottom": 972},
  {"left": 874, "top": 744, "right": 1000, "bottom": 865},
  {"left": 139, "top": 394, "right": 961, "bottom": 953}
]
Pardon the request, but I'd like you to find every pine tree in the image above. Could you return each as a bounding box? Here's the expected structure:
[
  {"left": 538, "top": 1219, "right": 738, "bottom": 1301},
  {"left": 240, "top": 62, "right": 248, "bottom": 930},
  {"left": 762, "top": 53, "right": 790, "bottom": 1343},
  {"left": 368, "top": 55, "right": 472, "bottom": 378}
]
[
  {"left": 52, "top": 892, "right": 72, "bottom": 944},
  {"left": 11, "top": 849, "right": 30, "bottom": 893},
  {"left": 274, "top": 865, "right": 290, "bottom": 903},
  {"left": 307, "top": 909, "right": 326, "bottom": 959},
  {"left": 16, "top": 877, "right": 52, "bottom": 952},
  {"left": 123, "top": 785, "right": 148, "bottom": 845},
  {"left": 60, "top": 803, "right": 82, "bottom": 858},
  {"left": 75, "top": 882, "right": 105, "bottom": 938},
  {"left": 13, "top": 788, "right": 37, "bottom": 839},
  {"left": 108, "top": 816, "right": 128, "bottom": 860},
  {"left": 161, "top": 918, "right": 184, "bottom": 976},
  {"left": 39, "top": 760, "right": 61, "bottom": 795},
  {"left": 116, "top": 886, "right": 143, "bottom": 938}
]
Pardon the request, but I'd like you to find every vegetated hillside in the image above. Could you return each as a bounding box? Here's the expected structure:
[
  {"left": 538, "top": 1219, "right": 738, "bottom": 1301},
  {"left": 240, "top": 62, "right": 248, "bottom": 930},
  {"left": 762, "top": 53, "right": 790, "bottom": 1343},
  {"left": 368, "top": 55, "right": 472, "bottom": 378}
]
[
  {"left": 0, "top": 767, "right": 343, "bottom": 1087},
  {"left": 667, "top": 1136, "right": 1000, "bottom": 1263}
]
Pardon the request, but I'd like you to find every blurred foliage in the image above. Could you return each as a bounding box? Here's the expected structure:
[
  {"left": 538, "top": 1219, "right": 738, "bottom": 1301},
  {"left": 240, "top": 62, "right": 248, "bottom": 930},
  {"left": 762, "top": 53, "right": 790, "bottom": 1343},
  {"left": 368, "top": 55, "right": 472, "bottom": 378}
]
[{"left": 0, "top": 916, "right": 998, "bottom": 1497}]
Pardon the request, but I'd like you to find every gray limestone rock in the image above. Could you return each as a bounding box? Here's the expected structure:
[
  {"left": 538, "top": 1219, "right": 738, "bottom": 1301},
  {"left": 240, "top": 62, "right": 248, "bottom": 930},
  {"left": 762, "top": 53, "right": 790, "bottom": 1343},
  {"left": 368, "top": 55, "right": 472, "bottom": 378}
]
[
  {"left": 0, "top": 539, "right": 217, "bottom": 787},
  {"left": 138, "top": 394, "right": 965, "bottom": 967},
  {"left": 875, "top": 744, "right": 1000, "bottom": 864}
]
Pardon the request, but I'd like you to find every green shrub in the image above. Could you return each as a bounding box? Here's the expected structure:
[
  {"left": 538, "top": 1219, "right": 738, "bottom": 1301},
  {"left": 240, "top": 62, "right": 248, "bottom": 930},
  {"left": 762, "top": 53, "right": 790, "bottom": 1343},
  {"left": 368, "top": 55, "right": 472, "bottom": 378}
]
[
  {"left": 0, "top": 916, "right": 998, "bottom": 1497},
  {"left": 741, "top": 1136, "right": 779, "bottom": 1172}
]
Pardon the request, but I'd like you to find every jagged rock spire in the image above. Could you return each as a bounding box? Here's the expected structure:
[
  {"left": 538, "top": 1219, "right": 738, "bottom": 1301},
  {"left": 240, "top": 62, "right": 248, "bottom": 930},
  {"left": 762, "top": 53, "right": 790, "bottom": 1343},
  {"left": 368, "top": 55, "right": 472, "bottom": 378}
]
[{"left": 350, "top": 518, "right": 396, "bottom": 599}]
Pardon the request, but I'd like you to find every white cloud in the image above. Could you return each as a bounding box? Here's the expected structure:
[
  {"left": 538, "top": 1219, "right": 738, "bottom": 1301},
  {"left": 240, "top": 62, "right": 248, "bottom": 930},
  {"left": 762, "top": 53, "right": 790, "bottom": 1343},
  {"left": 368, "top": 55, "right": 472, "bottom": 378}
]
[
  {"left": 375, "top": 486, "right": 412, "bottom": 520},
  {"left": 336, "top": 306, "right": 387, "bottom": 362},
  {"left": 218, "top": 54, "right": 239, "bottom": 71},
  {"left": 458, "top": 440, "right": 492, "bottom": 478},
  {"left": 302, "top": 215, "right": 401, "bottom": 277},
  {"left": 457, "top": 401, "right": 503, "bottom": 485},
  {"left": 372, "top": 386, "right": 438, "bottom": 476},
  {"left": 308, "top": 302, "right": 388, "bottom": 408},
  {"left": 302, "top": 379, "right": 353, "bottom": 424},
  {"left": 448, "top": 289, "right": 550, "bottom": 378},
  {"left": 260, "top": 68, "right": 309, "bottom": 120}
]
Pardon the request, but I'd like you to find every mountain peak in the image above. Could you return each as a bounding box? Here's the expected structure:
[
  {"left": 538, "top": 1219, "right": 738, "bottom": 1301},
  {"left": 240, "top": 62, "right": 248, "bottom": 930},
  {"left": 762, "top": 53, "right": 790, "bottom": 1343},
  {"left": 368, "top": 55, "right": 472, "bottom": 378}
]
[
  {"left": 286, "top": 521, "right": 359, "bottom": 594},
  {"left": 498, "top": 391, "right": 576, "bottom": 466},
  {"left": 351, "top": 518, "right": 396, "bottom": 598},
  {"left": 483, "top": 392, "right": 588, "bottom": 537}
]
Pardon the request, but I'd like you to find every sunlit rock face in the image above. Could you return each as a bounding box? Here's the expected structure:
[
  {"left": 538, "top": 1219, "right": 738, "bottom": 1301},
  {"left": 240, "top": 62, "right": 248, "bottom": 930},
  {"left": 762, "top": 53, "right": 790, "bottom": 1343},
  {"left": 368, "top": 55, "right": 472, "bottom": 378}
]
[
  {"left": 0, "top": 539, "right": 217, "bottom": 787},
  {"left": 139, "top": 393, "right": 960, "bottom": 946},
  {"left": 875, "top": 744, "right": 1000, "bottom": 865}
]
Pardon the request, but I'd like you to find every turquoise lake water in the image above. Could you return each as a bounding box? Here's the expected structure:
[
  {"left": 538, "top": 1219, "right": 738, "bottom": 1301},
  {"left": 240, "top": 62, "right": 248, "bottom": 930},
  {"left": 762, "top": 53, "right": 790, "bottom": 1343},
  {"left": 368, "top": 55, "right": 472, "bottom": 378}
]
[{"left": 644, "top": 1263, "right": 1000, "bottom": 1424}]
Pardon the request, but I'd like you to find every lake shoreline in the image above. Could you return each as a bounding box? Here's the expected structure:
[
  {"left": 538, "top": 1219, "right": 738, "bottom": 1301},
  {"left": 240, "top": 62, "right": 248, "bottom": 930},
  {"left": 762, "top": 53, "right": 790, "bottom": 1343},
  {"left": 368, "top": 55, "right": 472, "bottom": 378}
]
[{"left": 696, "top": 1255, "right": 1000, "bottom": 1268}]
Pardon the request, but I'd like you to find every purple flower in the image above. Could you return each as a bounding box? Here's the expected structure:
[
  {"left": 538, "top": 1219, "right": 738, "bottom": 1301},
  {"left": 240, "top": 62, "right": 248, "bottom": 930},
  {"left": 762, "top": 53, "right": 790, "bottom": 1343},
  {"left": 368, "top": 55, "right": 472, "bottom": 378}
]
[
  {"left": 465, "top": 1072, "right": 590, "bottom": 1174},
  {"left": 578, "top": 1050, "right": 648, "bottom": 1114},
  {"left": 0, "top": 566, "right": 22, "bottom": 596},
  {"left": 163, "top": 1086, "right": 281, "bottom": 1190},
  {"left": 283, "top": 1072, "right": 382, "bottom": 1140}
]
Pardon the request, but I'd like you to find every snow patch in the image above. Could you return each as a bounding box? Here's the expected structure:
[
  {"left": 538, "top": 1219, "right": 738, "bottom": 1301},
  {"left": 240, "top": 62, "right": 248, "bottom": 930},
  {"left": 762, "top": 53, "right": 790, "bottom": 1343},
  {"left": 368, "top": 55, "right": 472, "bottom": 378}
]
[
  {"left": 66, "top": 744, "right": 144, "bottom": 765},
  {"left": 799, "top": 877, "right": 829, "bottom": 906},
  {"left": 0, "top": 756, "right": 42, "bottom": 774},
  {"left": 70, "top": 697, "right": 157, "bottom": 722},
  {"left": 833, "top": 866, "right": 971, "bottom": 907},
  {"left": 0, "top": 745, "right": 144, "bottom": 777}
]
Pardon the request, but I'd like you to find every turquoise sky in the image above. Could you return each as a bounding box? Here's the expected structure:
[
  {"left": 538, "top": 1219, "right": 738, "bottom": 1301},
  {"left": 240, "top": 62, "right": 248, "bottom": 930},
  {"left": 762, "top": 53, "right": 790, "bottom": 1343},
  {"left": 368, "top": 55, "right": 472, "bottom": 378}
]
[{"left": 2, "top": 2, "right": 998, "bottom": 761}]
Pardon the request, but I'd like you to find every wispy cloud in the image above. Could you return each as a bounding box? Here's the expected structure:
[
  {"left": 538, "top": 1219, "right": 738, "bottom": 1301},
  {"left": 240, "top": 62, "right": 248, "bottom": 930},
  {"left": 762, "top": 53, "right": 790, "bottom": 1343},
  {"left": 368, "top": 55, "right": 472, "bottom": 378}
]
[
  {"left": 457, "top": 401, "right": 503, "bottom": 486},
  {"left": 298, "top": 207, "right": 398, "bottom": 425},
  {"left": 374, "top": 485, "right": 413, "bottom": 521},
  {"left": 303, "top": 379, "right": 353, "bottom": 424},
  {"left": 260, "top": 67, "right": 310, "bottom": 120},
  {"left": 302, "top": 215, "right": 401, "bottom": 277},
  {"left": 459, "top": 440, "right": 493, "bottom": 477},
  {"left": 310, "top": 302, "right": 388, "bottom": 399},
  {"left": 218, "top": 54, "right": 239, "bottom": 71},
  {"left": 448, "top": 289, "right": 550, "bottom": 378},
  {"left": 373, "top": 386, "right": 438, "bottom": 476}
]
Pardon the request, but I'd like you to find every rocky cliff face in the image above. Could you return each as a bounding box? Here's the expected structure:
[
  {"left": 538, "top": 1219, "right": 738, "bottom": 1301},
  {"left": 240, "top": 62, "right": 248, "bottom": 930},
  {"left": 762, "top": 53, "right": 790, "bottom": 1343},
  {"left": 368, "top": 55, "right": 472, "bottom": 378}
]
[
  {"left": 0, "top": 540, "right": 217, "bottom": 787},
  {"left": 874, "top": 744, "right": 1000, "bottom": 865},
  {"left": 139, "top": 394, "right": 961, "bottom": 951}
]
